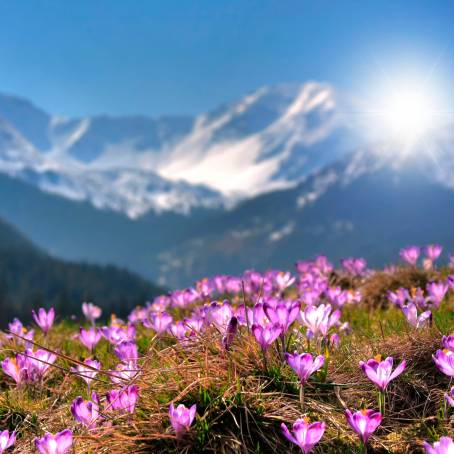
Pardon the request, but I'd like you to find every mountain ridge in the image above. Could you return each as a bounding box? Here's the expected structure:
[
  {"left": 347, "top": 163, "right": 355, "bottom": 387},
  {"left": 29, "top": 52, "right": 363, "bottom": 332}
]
[{"left": 0, "top": 82, "right": 360, "bottom": 217}]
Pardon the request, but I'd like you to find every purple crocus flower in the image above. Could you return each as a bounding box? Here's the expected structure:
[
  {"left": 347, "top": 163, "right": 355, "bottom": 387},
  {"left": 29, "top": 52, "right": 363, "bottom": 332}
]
[
  {"left": 224, "top": 276, "right": 242, "bottom": 294},
  {"left": 34, "top": 429, "right": 73, "bottom": 454},
  {"left": 71, "top": 393, "right": 100, "bottom": 428},
  {"left": 7, "top": 318, "right": 34, "bottom": 346},
  {"left": 401, "top": 303, "right": 431, "bottom": 328},
  {"left": 79, "top": 327, "right": 102, "bottom": 351},
  {"left": 106, "top": 385, "right": 139, "bottom": 413},
  {"left": 299, "top": 304, "right": 341, "bottom": 339},
  {"left": 109, "top": 361, "right": 140, "bottom": 384},
  {"left": 170, "top": 288, "right": 199, "bottom": 308},
  {"left": 442, "top": 335, "right": 454, "bottom": 352},
  {"left": 314, "top": 255, "right": 333, "bottom": 275},
  {"left": 345, "top": 409, "right": 382, "bottom": 444},
  {"left": 82, "top": 302, "right": 102, "bottom": 324},
  {"left": 251, "top": 303, "right": 268, "bottom": 326},
  {"left": 205, "top": 300, "right": 234, "bottom": 332},
  {"left": 23, "top": 348, "right": 57, "bottom": 381},
  {"left": 168, "top": 321, "right": 189, "bottom": 340},
  {"left": 281, "top": 417, "right": 325, "bottom": 454},
  {"left": 0, "top": 430, "right": 15, "bottom": 453},
  {"left": 196, "top": 277, "right": 214, "bottom": 299},
  {"left": 409, "top": 287, "right": 428, "bottom": 310},
  {"left": 387, "top": 288, "right": 410, "bottom": 308},
  {"left": 433, "top": 349, "right": 454, "bottom": 377},
  {"left": 448, "top": 276, "right": 454, "bottom": 291},
  {"left": 184, "top": 315, "right": 205, "bottom": 334},
  {"left": 101, "top": 324, "right": 136, "bottom": 345},
  {"left": 264, "top": 300, "right": 300, "bottom": 333},
  {"left": 143, "top": 311, "right": 173, "bottom": 334},
  {"left": 274, "top": 271, "right": 296, "bottom": 292},
  {"left": 284, "top": 352, "right": 325, "bottom": 385},
  {"left": 222, "top": 316, "right": 238, "bottom": 351},
  {"left": 329, "top": 333, "right": 341, "bottom": 349},
  {"left": 426, "top": 244, "right": 443, "bottom": 262},
  {"left": 32, "top": 307, "right": 55, "bottom": 335},
  {"left": 1, "top": 357, "right": 25, "bottom": 385},
  {"left": 359, "top": 356, "right": 406, "bottom": 391},
  {"left": 341, "top": 257, "right": 367, "bottom": 276},
  {"left": 423, "top": 436, "right": 454, "bottom": 453},
  {"left": 169, "top": 403, "right": 197, "bottom": 437},
  {"left": 445, "top": 386, "right": 454, "bottom": 407},
  {"left": 251, "top": 323, "right": 282, "bottom": 352},
  {"left": 300, "top": 289, "right": 321, "bottom": 306},
  {"left": 426, "top": 282, "right": 449, "bottom": 307},
  {"left": 70, "top": 359, "right": 101, "bottom": 387},
  {"left": 128, "top": 306, "right": 149, "bottom": 324},
  {"left": 234, "top": 304, "right": 253, "bottom": 327},
  {"left": 399, "top": 246, "right": 421, "bottom": 266},
  {"left": 114, "top": 341, "right": 139, "bottom": 364},
  {"left": 325, "top": 287, "right": 347, "bottom": 307}
]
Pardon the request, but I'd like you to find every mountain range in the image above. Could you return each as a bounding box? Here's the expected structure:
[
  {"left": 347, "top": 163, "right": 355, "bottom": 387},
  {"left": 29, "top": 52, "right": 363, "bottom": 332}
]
[{"left": 0, "top": 82, "right": 453, "bottom": 288}]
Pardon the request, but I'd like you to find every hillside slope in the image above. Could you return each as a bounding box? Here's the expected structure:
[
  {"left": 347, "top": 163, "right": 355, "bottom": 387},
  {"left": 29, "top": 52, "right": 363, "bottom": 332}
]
[{"left": 0, "top": 217, "right": 164, "bottom": 324}]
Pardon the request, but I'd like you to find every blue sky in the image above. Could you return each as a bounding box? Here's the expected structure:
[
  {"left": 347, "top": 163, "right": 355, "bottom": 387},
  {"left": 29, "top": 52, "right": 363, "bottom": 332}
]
[{"left": 0, "top": 0, "right": 453, "bottom": 117}]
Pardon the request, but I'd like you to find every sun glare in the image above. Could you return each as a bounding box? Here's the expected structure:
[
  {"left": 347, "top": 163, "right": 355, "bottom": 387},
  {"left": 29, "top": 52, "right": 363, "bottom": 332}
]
[
  {"left": 384, "top": 91, "right": 432, "bottom": 138},
  {"left": 376, "top": 85, "right": 441, "bottom": 145}
]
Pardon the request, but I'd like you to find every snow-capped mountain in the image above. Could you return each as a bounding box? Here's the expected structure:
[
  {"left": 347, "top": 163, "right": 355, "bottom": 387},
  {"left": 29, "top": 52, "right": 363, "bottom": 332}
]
[{"left": 0, "top": 82, "right": 361, "bottom": 217}]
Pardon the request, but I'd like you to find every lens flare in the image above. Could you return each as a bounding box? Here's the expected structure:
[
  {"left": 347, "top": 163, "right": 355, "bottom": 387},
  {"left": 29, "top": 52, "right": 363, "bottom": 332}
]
[{"left": 383, "top": 90, "right": 433, "bottom": 139}]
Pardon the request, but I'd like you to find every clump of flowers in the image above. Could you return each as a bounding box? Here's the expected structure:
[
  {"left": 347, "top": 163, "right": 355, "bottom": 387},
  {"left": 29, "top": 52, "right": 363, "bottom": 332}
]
[{"left": 1, "top": 348, "right": 56, "bottom": 386}]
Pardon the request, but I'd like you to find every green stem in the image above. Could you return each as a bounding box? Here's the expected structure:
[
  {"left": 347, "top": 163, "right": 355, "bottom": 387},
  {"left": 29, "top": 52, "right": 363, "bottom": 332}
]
[
  {"left": 262, "top": 349, "right": 268, "bottom": 373},
  {"left": 377, "top": 389, "right": 386, "bottom": 415},
  {"left": 359, "top": 440, "right": 367, "bottom": 454},
  {"left": 280, "top": 333, "right": 286, "bottom": 360},
  {"left": 299, "top": 384, "right": 305, "bottom": 412}
]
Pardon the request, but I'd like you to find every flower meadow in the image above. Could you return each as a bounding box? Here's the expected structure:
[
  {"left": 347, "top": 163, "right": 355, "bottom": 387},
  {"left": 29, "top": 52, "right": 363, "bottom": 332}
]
[{"left": 0, "top": 245, "right": 454, "bottom": 453}]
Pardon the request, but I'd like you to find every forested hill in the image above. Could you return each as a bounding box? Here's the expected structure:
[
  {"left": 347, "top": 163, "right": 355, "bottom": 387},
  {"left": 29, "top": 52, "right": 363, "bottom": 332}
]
[{"left": 0, "top": 217, "right": 164, "bottom": 325}]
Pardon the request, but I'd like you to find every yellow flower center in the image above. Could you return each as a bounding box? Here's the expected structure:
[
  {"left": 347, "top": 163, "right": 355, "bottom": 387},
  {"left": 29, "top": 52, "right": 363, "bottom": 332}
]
[{"left": 374, "top": 354, "right": 382, "bottom": 362}]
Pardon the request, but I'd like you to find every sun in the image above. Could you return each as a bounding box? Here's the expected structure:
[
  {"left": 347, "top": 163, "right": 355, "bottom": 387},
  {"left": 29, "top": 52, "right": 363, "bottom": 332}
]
[
  {"left": 385, "top": 92, "right": 431, "bottom": 137},
  {"left": 378, "top": 87, "right": 439, "bottom": 144}
]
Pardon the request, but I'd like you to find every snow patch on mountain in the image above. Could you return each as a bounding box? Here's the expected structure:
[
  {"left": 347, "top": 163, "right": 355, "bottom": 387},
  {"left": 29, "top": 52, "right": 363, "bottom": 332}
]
[{"left": 157, "top": 82, "right": 345, "bottom": 196}]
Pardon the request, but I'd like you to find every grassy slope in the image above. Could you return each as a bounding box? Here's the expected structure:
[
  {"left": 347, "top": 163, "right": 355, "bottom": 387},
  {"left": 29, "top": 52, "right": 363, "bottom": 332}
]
[{"left": 0, "top": 268, "right": 453, "bottom": 453}]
